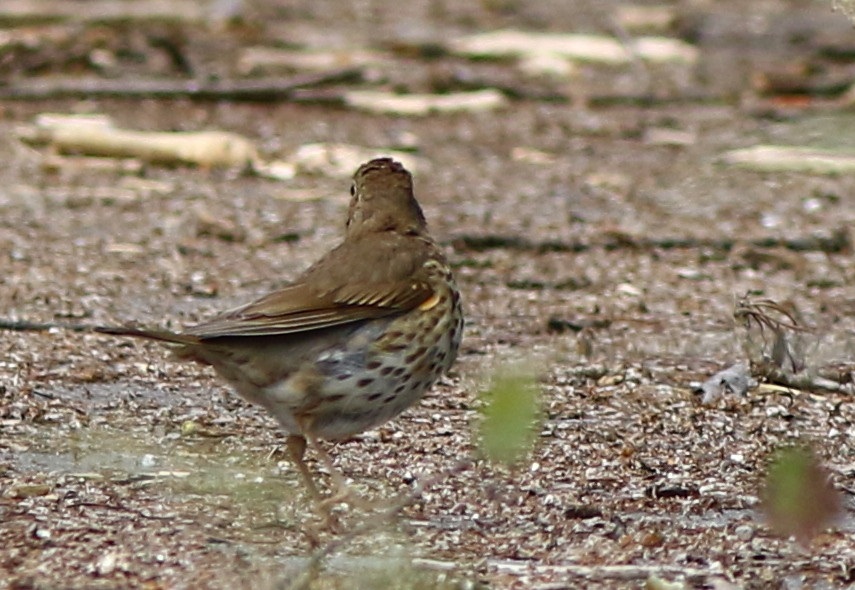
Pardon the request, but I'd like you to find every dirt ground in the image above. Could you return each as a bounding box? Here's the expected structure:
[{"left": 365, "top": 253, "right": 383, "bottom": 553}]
[{"left": 2, "top": 1, "right": 855, "bottom": 588}]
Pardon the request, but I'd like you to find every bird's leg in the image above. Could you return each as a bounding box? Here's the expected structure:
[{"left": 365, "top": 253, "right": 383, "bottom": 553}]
[
  {"left": 304, "top": 433, "right": 374, "bottom": 511},
  {"left": 286, "top": 434, "right": 322, "bottom": 501},
  {"left": 287, "top": 433, "right": 344, "bottom": 532}
]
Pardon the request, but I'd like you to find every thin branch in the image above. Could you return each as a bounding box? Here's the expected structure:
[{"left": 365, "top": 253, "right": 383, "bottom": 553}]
[
  {"left": 0, "top": 69, "right": 363, "bottom": 101},
  {"left": 0, "top": 319, "right": 95, "bottom": 333},
  {"left": 453, "top": 227, "right": 850, "bottom": 255}
]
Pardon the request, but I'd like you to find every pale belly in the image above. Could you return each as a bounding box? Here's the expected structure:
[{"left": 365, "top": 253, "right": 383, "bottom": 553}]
[{"left": 257, "top": 291, "right": 462, "bottom": 440}]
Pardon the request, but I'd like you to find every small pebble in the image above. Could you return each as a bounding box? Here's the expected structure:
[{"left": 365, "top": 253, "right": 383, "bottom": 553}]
[{"left": 735, "top": 524, "right": 754, "bottom": 541}]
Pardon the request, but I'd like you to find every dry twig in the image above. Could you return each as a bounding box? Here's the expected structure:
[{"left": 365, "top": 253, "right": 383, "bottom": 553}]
[{"left": 0, "top": 69, "right": 363, "bottom": 101}]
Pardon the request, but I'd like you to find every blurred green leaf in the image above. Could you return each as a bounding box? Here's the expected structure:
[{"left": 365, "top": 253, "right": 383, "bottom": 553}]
[
  {"left": 762, "top": 443, "right": 841, "bottom": 545},
  {"left": 478, "top": 365, "right": 540, "bottom": 465}
]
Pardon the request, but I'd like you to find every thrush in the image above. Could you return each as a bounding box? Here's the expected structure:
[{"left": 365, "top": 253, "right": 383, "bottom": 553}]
[{"left": 82, "top": 157, "right": 464, "bottom": 503}]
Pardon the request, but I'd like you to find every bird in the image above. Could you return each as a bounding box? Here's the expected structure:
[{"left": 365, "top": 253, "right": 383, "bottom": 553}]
[{"left": 3, "top": 158, "right": 464, "bottom": 506}]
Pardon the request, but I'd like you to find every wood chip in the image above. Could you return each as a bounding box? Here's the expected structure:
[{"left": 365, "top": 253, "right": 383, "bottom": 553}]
[
  {"left": 344, "top": 89, "right": 507, "bottom": 116},
  {"left": 450, "top": 30, "right": 698, "bottom": 65},
  {"left": 721, "top": 144, "right": 855, "bottom": 175},
  {"left": 11, "top": 484, "right": 52, "bottom": 498},
  {"left": 20, "top": 114, "right": 260, "bottom": 168},
  {"left": 511, "top": 147, "right": 557, "bottom": 165},
  {"left": 643, "top": 127, "right": 696, "bottom": 146},
  {"left": 291, "top": 143, "right": 426, "bottom": 176},
  {"left": 238, "top": 47, "right": 380, "bottom": 75},
  {"left": 615, "top": 5, "right": 677, "bottom": 31}
]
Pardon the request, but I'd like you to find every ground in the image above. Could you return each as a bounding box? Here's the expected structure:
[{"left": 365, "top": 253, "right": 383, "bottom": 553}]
[{"left": 1, "top": 1, "right": 855, "bottom": 588}]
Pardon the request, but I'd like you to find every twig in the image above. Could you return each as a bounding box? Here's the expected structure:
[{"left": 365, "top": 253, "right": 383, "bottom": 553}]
[
  {"left": 0, "top": 0, "right": 205, "bottom": 23},
  {"left": 453, "top": 227, "right": 850, "bottom": 254},
  {"left": 734, "top": 297, "right": 810, "bottom": 334},
  {"left": 734, "top": 294, "right": 810, "bottom": 374},
  {"left": 755, "top": 364, "right": 850, "bottom": 394},
  {"left": 0, "top": 319, "right": 95, "bottom": 333},
  {"left": 0, "top": 69, "right": 363, "bottom": 101}
]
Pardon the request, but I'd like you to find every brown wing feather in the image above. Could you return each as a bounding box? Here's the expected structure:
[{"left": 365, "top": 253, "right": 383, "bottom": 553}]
[{"left": 184, "top": 234, "right": 440, "bottom": 340}]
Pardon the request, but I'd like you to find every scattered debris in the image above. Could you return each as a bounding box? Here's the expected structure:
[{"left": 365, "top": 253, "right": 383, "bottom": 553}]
[{"left": 16, "top": 115, "right": 431, "bottom": 181}]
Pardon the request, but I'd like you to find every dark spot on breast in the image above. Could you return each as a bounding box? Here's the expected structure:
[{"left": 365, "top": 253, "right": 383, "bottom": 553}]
[
  {"left": 366, "top": 360, "right": 382, "bottom": 370},
  {"left": 336, "top": 373, "right": 351, "bottom": 381},
  {"left": 392, "top": 367, "right": 406, "bottom": 377},
  {"left": 422, "top": 315, "right": 439, "bottom": 330},
  {"left": 366, "top": 392, "right": 383, "bottom": 401},
  {"left": 326, "top": 394, "right": 346, "bottom": 402},
  {"left": 383, "top": 394, "right": 397, "bottom": 404},
  {"left": 394, "top": 384, "right": 406, "bottom": 394},
  {"left": 380, "top": 366, "right": 394, "bottom": 376},
  {"left": 357, "top": 377, "right": 375, "bottom": 387},
  {"left": 405, "top": 347, "right": 428, "bottom": 363}
]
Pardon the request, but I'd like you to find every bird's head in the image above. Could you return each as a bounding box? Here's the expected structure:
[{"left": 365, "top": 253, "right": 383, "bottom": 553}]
[{"left": 346, "top": 158, "right": 427, "bottom": 238}]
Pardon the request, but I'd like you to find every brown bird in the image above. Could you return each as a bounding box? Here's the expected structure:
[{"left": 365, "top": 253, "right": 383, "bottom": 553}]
[{"left": 5, "top": 158, "right": 464, "bottom": 504}]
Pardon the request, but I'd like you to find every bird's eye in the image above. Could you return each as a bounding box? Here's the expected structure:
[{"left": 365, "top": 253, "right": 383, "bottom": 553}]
[{"left": 350, "top": 184, "right": 356, "bottom": 197}]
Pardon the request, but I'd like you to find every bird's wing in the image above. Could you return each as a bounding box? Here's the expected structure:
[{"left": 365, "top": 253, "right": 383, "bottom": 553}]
[
  {"left": 184, "top": 237, "right": 439, "bottom": 339},
  {"left": 185, "top": 280, "right": 434, "bottom": 339}
]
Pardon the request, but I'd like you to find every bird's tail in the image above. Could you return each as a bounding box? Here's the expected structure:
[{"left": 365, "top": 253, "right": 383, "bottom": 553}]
[
  {"left": 94, "top": 325, "right": 200, "bottom": 345},
  {"left": 0, "top": 319, "right": 199, "bottom": 345}
]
